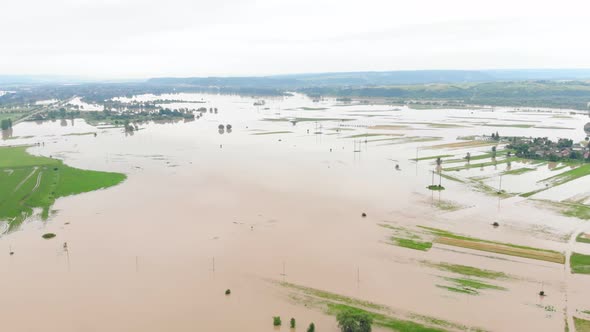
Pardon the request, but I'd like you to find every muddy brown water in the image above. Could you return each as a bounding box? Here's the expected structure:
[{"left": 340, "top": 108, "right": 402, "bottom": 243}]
[{"left": 1, "top": 93, "right": 590, "bottom": 331}]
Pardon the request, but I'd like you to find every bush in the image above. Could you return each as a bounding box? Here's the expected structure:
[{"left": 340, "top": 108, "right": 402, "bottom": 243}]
[
  {"left": 273, "top": 316, "right": 282, "bottom": 326},
  {"left": 225, "top": 289, "right": 231, "bottom": 295},
  {"left": 336, "top": 309, "right": 372, "bottom": 332},
  {"left": 290, "top": 318, "right": 296, "bottom": 328},
  {"left": 307, "top": 322, "right": 315, "bottom": 332},
  {"left": 42, "top": 233, "right": 56, "bottom": 239}
]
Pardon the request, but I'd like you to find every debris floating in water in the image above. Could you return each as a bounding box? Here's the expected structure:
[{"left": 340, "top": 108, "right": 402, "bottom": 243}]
[
  {"left": 492, "top": 222, "right": 500, "bottom": 227},
  {"left": 361, "top": 212, "right": 367, "bottom": 218}
]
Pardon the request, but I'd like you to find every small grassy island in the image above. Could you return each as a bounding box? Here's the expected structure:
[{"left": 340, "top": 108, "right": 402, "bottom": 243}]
[
  {"left": 427, "top": 184, "right": 445, "bottom": 191},
  {"left": 30, "top": 105, "right": 197, "bottom": 127},
  {"left": 0, "top": 145, "right": 126, "bottom": 232}
]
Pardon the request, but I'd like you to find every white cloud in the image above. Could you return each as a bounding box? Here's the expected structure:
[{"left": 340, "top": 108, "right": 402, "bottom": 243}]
[{"left": 1, "top": 0, "right": 589, "bottom": 78}]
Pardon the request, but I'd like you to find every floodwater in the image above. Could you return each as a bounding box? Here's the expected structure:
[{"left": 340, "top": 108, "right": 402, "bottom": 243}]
[{"left": 2, "top": 93, "right": 590, "bottom": 332}]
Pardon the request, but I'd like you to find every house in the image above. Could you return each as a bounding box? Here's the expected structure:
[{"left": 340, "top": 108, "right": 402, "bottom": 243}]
[{"left": 560, "top": 149, "right": 572, "bottom": 158}]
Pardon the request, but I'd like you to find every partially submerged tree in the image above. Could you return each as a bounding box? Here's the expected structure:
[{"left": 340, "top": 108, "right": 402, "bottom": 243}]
[
  {"left": 336, "top": 309, "right": 372, "bottom": 332},
  {"left": 273, "top": 316, "right": 282, "bottom": 327},
  {"left": 465, "top": 152, "right": 471, "bottom": 163},
  {"left": 307, "top": 323, "right": 315, "bottom": 332}
]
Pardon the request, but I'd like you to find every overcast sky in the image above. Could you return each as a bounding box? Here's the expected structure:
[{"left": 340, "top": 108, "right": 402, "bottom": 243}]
[{"left": 1, "top": 0, "right": 589, "bottom": 78}]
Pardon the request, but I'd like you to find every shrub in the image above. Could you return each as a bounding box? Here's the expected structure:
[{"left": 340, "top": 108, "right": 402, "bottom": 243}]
[
  {"left": 290, "top": 318, "right": 296, "bottom": 328},
  {"left": 273, "top": 316, "right": 282, "bottom": 326},
  {"left": 307, "top": 323, "right": 315, "bottom": 332},
  {"left": 225, "top": 289, "right": 231, "bottom": 295},
  {"left": 42, "top": 233, "right": 56, "bottom": 239},
  {"left": 336, "top": 309, "right": 372, "bottom": 332}
]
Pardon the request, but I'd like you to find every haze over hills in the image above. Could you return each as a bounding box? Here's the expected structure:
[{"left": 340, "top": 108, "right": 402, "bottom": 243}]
[
  {"left": 147, "top": 69, "right": 590, "bottom": 88},
  {"left": 3, "top": 69, "right": 590, "bottom": 110},
  {"left": 4, "top": 69, "right": 590, "bottom": 87}
]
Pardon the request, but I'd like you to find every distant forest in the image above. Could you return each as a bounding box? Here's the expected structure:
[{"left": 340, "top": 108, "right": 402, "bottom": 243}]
[{"left": 2, "top": 69, "right": 590, "bottom": 109}]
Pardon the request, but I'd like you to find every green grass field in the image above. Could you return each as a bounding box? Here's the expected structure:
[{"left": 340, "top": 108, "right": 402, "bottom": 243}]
[
  {"left": 424, "top": 262, "right": 508, "bottom": 279},
  {"left": 0, "top": 146, "right": 126, "bottom": 231},
  {"left": 570, "top": 252, "right": 590, "bottom": 274},
  {"left": 574, "top": 317, "right": 590, "bottom": 332},
  {"left": 523, "top": 164, "right": 590, "bottom": 197},
  {"left": 392, "top": 237, "right": 433, "bottom": 251},
  {"left": 577, "top": 233, "right": 590, "bottom": 244},
  {"left": 420, "top": 226, "right": 565, "bottom": 264}
]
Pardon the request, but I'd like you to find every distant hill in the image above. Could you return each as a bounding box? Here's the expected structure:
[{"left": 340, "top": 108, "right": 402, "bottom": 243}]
[{"left": 147, "top": 69, "right": 590, "bottom": 88}]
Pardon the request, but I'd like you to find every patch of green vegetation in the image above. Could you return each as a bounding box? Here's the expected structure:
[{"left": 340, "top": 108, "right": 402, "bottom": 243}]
[
  {"left": 42, "top": 233, "right": 56, "bottom": 239},
  {"left": 503, "top": 167, "right": 535, "bottom": 175},
  {"left": 412, "top": 154, "right": 454, "bottom": 162},
  {"left": 377, "top": 223, "right": 405, "bottom": 231},
  {"left": 520, "top": 189, "right": 544, "bottom": 198},
  {"left": 444, "top": 157, "right": 519, "bottom": 172},
  {"left": 424, "top": 262, "right": 508, "bottom": 279},
  {"left": 577, "top": 233, "right": 590, "bottom": 244},
  {"left": 0, "top": 111, "right": 28, "bottom": 122},
  {"left": 552, "top": 165, "right": 569, "bottom": 171},
  {"left": 392, "top": 237, "right": 433, "bottom": 251},
  {"left": 562, "top": 204, "right": 590, "bottom": 220},
  {"left": 299, "top": 107, "right": 328, "bottom": 110},
  {"left": 440, "top": 173, "right": 465, "bottom": 183},
  {"left": 443, "top": 277, "right": 506, "bottom": 291},
  {"left": 436, "top": 285, "right": 479, "bottom": 295},
  {"left": 428, "top": 140, "right": 499, "bottom": 150},
  {"left": 471, "top": 180, "right": 512, "bottom": 198},
  {"left": 533, "top": 199, "right": 590, "bottom": 220},
  {"left": 273, "top": 316, "right": 282, "bottom": 326},
  {"left": 524, "top": 164, "right": 590, "bottom": 197},
  {"left": 544, "top": 164, "right": 590, "bottom": 185},
  {"left": 535, "top": 126, "right": 575, "bottom": 130},
  {"left": 537, "top": 304, "right": 557, "bottom": 312},
  {"left": 281, "top": 282, "right": 385, "bottom": 311},
  {"left": 327, "top": 303, "right": 449, "bottom": 332},
  {"left": 570, "top": 252, "right": 590, "bottom": 274},
  {"left": 434, "top": 200, "right": 463, "bottom": 211},
  {"left": 427, "top": 185, "right": 445, "bottom": 191},
  {"left": 419, "top": 226, "right": 565, "bottom": 264},
  {"left": 251, "top": 131, "right": 293, "bottom": 135},
  {"left": 443, "top": 150, "right": 508, "bottom": 164},
  {"left": 574, "top": 317, "right": 590, "bottom": 332},
  {"left": 0, "top": 146, "right": 126, "bottom": 232}
]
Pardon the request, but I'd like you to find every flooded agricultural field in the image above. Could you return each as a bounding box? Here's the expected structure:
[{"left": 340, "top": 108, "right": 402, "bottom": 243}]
[{"left": 2, "top": 93, "right": 590, "bottom": 332}]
